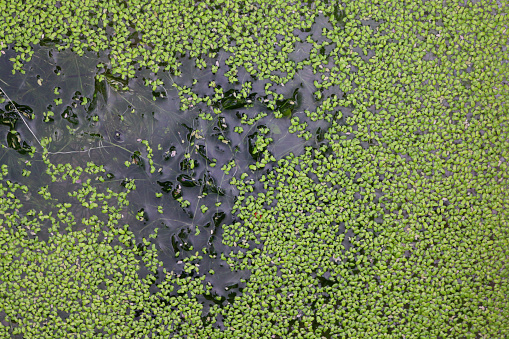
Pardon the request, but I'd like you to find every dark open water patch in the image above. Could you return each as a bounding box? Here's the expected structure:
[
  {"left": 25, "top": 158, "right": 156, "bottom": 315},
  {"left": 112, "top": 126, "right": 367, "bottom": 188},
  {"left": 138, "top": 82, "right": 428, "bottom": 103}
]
[{"left": 0, "top": 13, "right": 356, "bottom": 319}]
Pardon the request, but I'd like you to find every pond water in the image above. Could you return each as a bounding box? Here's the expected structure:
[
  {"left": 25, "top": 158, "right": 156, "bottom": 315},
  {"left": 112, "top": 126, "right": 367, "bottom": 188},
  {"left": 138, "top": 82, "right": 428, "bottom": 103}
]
[
  {"left": 2, "top": 2, "right": 504, "bottom": 337},
  {"left": 0, "top": 12, "right": 352, "bottom": 316}
]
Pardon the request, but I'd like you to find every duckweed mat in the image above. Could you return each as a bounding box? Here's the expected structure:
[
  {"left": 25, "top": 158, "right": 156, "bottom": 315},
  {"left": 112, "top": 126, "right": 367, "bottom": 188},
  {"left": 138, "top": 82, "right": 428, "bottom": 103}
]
[{"left": 0, "top": 0, "right": 508, "bottom": 338}]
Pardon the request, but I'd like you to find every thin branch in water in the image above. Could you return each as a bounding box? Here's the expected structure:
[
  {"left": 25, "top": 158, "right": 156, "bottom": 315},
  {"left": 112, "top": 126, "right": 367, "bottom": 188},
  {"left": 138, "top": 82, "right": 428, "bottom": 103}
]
[{"left": 45, "top": 145, "right": 115, "bottom": 156}]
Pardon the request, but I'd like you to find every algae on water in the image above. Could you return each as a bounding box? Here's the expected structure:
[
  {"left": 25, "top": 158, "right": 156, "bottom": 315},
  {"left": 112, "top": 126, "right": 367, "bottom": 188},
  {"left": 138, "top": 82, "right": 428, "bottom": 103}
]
[{"left": 0, "top": 0, "right": 508, "bottom": 338}]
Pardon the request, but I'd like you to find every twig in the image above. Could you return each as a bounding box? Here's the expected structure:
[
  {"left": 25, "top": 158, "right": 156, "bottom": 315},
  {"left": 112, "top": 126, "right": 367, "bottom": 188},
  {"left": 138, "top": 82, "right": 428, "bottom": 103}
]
[
  {"left": 0, "top": 85, "right": 42, "bottom": 147},
  {"left": 46, "top": 145, "right": 115, "bottom": 155}
]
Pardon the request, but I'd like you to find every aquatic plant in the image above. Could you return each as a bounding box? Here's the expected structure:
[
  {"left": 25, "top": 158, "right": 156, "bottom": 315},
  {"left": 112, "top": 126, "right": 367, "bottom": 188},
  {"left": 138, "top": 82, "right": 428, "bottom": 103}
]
[{"left": 0, "top": 0, "right": 508, "bottom": 338}]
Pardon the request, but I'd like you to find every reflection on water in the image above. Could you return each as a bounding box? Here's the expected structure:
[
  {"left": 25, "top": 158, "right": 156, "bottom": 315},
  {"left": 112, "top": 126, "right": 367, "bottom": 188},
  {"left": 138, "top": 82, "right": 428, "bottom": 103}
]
[{"left": 0, "top": 13, "right": 350, "bottom": 315}]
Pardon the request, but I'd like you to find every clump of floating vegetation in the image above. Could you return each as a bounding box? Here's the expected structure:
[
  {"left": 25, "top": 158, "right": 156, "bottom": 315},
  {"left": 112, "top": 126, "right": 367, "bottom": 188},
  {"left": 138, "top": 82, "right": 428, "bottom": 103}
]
[{"left": 0, "top": 0, "right": 508, "bottom": 338}]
